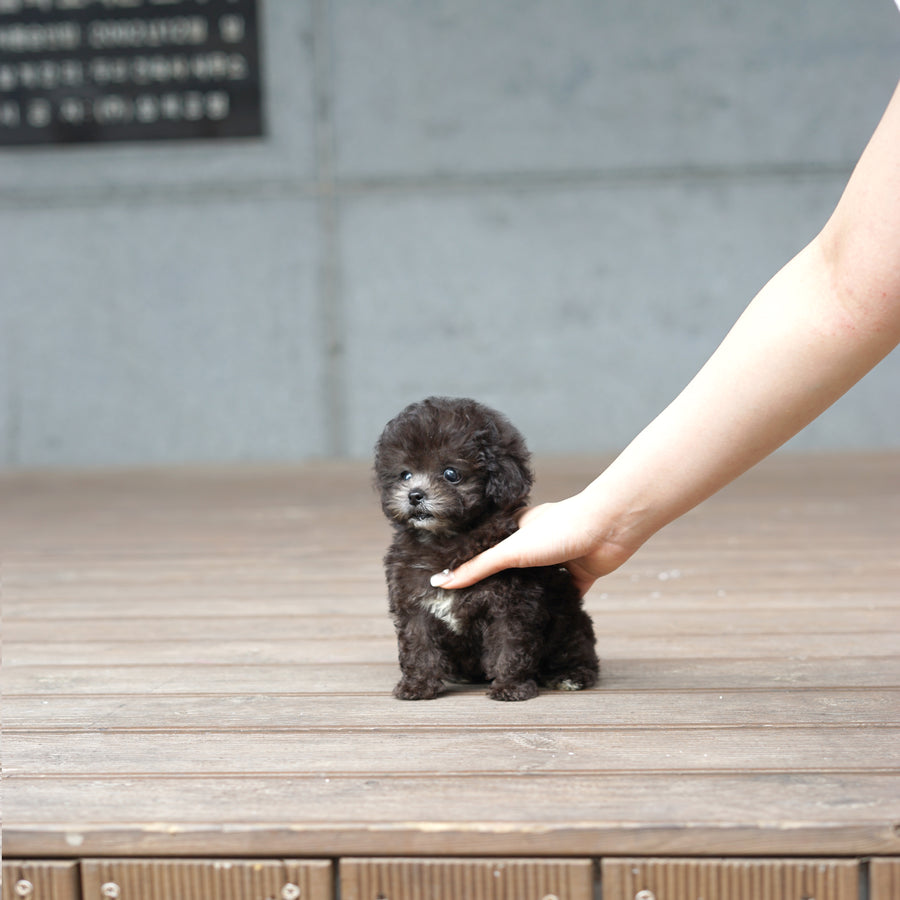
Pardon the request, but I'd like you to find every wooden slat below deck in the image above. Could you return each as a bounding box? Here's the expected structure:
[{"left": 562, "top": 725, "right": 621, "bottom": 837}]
[
  {"left": 0, "top": 861, "right": 80, "bottom": 900},
  {"left": 1, "top": 454, "right": 899, "bottom": 858},
  {"left": 601, "top": 858, "right": 860, "bottom": 900},
  {"left": 339, "top": 858, "right": 594, "bottom": 900},
  {"left": 78, "top": 859, "right": 334, "bottom": 900},
  {"left": 871, "top": 858, "right": 900, "bottom": 900}
]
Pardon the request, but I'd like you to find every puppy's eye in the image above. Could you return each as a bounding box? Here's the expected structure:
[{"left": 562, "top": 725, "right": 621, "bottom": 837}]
[
  {"left": 400, "top": 471, "right": 412, "bottom": 482},
  {"left": 442, "top": 467, "right": 462, "bottom": 484}
]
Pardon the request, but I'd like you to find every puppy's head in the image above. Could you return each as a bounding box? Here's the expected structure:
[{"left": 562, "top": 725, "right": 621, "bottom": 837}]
[{"left": 374, "top": 396, "right": 533, "bottom": 534}]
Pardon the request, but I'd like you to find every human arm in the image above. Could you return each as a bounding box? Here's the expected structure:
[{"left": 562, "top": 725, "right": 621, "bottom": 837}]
[{"left": 434, "top": 78, "right": 900, "bottom": 596}]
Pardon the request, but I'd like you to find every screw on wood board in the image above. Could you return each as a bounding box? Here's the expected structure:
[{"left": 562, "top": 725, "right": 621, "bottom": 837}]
[
  {"left": 635, "top": 892, "right": 656, "bottom": 900},
  {"left": 14, "top": 882, "right": 34, "bottom": 898},
  {"left": 281, "top": 885, "right": 301, "bottom": 900},
  {"left": 101, "top": 884, "right": 121, "bottom": 900}
]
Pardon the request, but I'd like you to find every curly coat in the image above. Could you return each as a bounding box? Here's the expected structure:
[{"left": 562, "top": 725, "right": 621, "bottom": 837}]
[{"left": 374, "top": 396, "right": 599, "bottom": 701}]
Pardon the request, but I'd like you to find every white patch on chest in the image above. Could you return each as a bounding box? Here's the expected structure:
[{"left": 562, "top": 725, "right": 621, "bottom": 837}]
[{"left": 419, "top": 588, "right": 462, "bottom": 634}]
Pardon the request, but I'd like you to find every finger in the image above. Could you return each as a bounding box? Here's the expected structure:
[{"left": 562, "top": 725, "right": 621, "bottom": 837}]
[
  {"left": 438, "top": 548, "right": 599, "bottom": 597},
  {"left": 430, "top": 543, "right": 516, "bottom": 590}
]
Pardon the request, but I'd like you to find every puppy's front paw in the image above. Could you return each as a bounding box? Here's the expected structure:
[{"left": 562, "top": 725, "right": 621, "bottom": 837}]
[
  {"left": 393, "top": 676, "right": 443, "bottom": 700},
  {"left": 488, "top": 679, "right": 538, "bottom": 702}
]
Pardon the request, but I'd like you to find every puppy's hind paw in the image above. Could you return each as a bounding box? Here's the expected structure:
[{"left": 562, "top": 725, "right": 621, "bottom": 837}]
[
  {"left": 548, "top": 667, "right": 598, "bottom": 692},
  {"left": 488, "top": 679, "right": 538, "bottom": 702},
  {"left": 393, "top": 677, "right": 443, "bottom": 701}
]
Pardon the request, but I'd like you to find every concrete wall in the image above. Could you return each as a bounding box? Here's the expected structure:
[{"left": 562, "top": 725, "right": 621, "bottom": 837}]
[{"left": 2, "top": 0, "right": 899, "bottom": 468}]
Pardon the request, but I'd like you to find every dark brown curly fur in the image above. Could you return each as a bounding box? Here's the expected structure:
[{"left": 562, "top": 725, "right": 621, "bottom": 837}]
[{"left": 374, "top": 396, "right": 599, "bottom": 701}]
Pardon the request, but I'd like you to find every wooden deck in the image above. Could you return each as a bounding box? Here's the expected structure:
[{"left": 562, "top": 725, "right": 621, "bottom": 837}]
[{"left": 3, "top": 453, "right": 900, "bottom": 873}]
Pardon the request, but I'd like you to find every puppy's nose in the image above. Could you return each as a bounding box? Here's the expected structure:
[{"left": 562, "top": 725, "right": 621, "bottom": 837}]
[{"left": 408, "top": 489, "right": 426, "bottom": 506}]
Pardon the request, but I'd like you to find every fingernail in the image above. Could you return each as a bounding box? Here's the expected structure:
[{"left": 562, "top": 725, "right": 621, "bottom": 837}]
[{"left": 430, "top": 569, "right": 452, "bottom": 587}]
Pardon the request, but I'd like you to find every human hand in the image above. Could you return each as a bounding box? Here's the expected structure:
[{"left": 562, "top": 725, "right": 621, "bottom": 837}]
[{"left": 429, "top": 491, "right": 636, "bottom": 597}]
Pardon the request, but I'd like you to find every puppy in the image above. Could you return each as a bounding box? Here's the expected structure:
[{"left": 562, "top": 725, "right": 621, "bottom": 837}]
[{"left": 374, "top": 396, "right": 599, "bottom": 701}]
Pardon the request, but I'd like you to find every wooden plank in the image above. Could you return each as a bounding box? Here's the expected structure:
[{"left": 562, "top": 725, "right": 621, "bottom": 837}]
[
  {"left": 5, "top": 657, "right": 898, "bottom": 696},
  {"left": 870, "top": 858, "right": 900, "bottom": 900},
  {"left": 601, "top": 858, "right": 859, "bottom": 900},
  {"left": 3, "top": 542, "right": 895, "bottom": 574},
  {"left": 6, "top": 631, "right": 899, "bottom": 666},
  {"left": 8, "top": 608, "right": 900, "bottom": 642},
  {"left": 79, "top": 859, "right": 333, "bottom": 900},
  {"left": 0, "top": 862, "right": 80, "bottom": 900},
  {"left": 4, "top": 773, "right": 900, "bottom": 858},
  {"left": 81, "top": 859, "right": 333, "bottom": 900},
  {"left": 4, "top": 554, "right": 897, "bottom": 591},
  {"left": 339, "top": 858, "right": 594, "bottom": 900},
  {"left": 5, "top": 589, "right": 900, "bottom": 622},
  {"left": 5, "top": 690, "right": 898, "bottom": 732},
  {"left": 7, "top": 726, "right": 898, "bottom": 777}
]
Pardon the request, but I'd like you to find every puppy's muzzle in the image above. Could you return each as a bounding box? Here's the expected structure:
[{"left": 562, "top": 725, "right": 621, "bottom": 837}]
[
  {"left": 384, "top": 479, "right": 444, "bottom": 529},
  {"left": 407, "top": 489, "right": 435, "bottom": 522}
]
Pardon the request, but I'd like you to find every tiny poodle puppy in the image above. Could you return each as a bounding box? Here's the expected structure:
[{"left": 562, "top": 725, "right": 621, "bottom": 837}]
[{"left": 374, "top": 396, "right": 599, "bottom": 701}]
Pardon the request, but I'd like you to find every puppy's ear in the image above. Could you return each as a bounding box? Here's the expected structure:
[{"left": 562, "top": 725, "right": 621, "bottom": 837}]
[
  {"left": 480, "top": 423, "right": 533, "bottom": 511},
  {"left": 484, "top": 454, "right": 533, "bottom": 510}
]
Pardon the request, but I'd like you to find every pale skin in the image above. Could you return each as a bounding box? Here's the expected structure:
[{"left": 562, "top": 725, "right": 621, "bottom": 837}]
[{"left": 433, "top": 78, "right": 900, "bottom": 598}]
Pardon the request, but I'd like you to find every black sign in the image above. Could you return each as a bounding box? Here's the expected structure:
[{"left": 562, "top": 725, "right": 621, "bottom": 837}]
[{"left": 0, "top": 0, "right": 263, "bottom": 146}]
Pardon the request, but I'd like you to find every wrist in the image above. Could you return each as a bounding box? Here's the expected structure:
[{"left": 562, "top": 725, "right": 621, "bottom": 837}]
[{"left": 577, "top": 461, "right": 666, "bottom": 563}]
